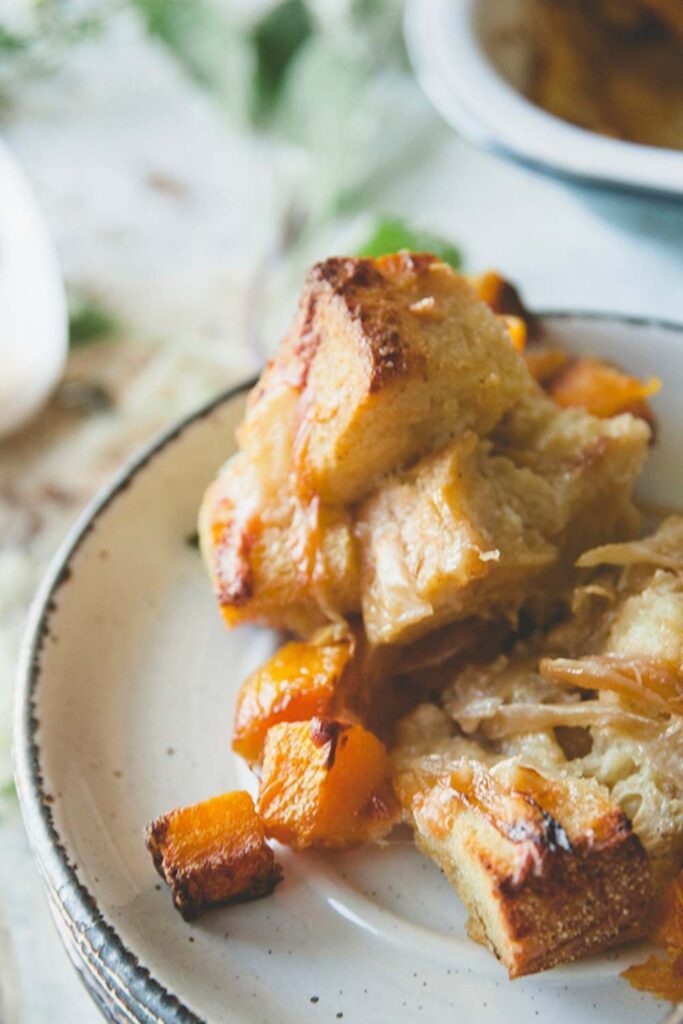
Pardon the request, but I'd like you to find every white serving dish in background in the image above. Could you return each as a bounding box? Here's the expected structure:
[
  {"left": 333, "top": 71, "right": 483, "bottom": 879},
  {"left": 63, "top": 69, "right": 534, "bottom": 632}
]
[
  {"left": 0, "top": 137, "right": 67, "bottom": 438},
  {"left": 404, "top": 0, "right": 683, "bottom": 199}
]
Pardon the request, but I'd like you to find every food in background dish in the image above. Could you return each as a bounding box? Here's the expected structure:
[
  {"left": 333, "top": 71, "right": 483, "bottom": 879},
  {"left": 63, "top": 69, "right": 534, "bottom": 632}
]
[{"left": 527, "top": 0, "right": 683, "bottom": 150}]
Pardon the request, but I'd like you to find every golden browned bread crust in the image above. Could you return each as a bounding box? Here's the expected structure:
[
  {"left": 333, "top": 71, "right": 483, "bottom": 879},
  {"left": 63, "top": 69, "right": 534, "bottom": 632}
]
[
  {"left": 392, "top": 719, "right": 654, "bottom": 977},
  {"left": 251, "top": 252, "right": 530, "bottom": 505},
  {"left": 413, "top": 791, "right": 650, "bottom": 977}
]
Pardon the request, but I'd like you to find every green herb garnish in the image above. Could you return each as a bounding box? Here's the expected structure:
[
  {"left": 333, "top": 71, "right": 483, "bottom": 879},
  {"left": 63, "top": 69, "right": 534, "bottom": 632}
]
[{"left": 357, "top": 215, "right": 462, "bottom": 269}]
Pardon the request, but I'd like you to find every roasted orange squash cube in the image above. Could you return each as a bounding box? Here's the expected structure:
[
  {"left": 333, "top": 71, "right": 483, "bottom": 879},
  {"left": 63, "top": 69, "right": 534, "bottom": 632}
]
[
  {"left": 467, "top": 271, "right": 525, "bottom": 316},
  {"left": 547, "top": 356, "right": 659, "bottom": 423},
  {"left": 523, "top": 346, "right": 570, "bottom": 384},
  {"left": 623, "top": 870, "right": 683, "bottom": 1001},
  {"left": 257, "top": 718, "right": 400, "bottom": 850},
  {"left": 654, "top": 870, "right": 683, "bottom": 950},
  {"left": 622, "top": 952, "right": 683, "bottom": 1002},
  {"left": 498, "top": 314, "right": 527, "bottom": 352},
  {"left": 233, "top": 632, "right": 353, "bottom": 764},
  {"left": 146, "top": 790, "right": 282, "bottom": 920}
]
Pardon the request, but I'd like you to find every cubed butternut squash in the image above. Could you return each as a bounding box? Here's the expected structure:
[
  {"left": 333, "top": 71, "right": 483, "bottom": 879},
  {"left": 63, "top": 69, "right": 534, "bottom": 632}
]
[
  {"left": 623, "top": 870, "right": 683, "bottom": 1001},
  {"left": 257, "top": 718, "right": 400, "bottom": 850},
  {"left": 233, "top": 631, "right": 354, "bottom": 764},
  {"left": 622, "top": 952, "right": 683, "bottom": 1002},
  {"left": 146, "top": 790, "right": 282, "bottom": 920},
  {"left": 523, "top": 346, "right": 570, "bottom": 384},
  {"left": 547, "top": 356, "right": 659, "bottom": 423}
]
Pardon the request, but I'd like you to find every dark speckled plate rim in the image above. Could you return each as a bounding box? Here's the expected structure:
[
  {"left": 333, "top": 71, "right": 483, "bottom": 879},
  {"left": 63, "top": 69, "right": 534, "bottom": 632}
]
[
  {"left": 13, "top": 376, "right": 257, "bottom": 1024},
  {"left": 12, "top": 311, "right": 683, "bottom": 1023}
]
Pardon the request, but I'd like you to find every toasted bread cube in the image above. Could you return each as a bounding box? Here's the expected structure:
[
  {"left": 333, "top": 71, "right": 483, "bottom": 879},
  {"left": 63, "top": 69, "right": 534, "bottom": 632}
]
[
  {"left": 271, "top": 253, "right": 529, "bottom": 504},
  {"left": 233, "top": 630, "right": 354, "bottom": 764},
  {"left": 359, "top": 391, "right": 649, "bottom": 644},
  {"left": 358, "top": 432, "right": 556, "bottom": 645},
  {"left": 199, "top": 454, "right": 360, "bottom": 636},
  {"left": 146, "top": 791, "right": 282, "bottom": 920},
  {"left": 389, "top": 519, "right": 683, "bottom": 977},
  {"left": 393, "top": 742, "right": 652, "bottom": 977},
  {"left": 391, "top": 518, "right": 683, "bottom": 977},
  {"left": 257, "top": 718, "right": 400, "bottom": 850}
]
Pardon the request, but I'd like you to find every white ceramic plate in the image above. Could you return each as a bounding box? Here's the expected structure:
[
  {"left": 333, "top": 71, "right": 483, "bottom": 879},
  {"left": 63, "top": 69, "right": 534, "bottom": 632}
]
[
  {"left": 15, "top": 314, "right": 682, "bottom": 1023},
  {"left": 404, "top": 0, "right": 683, "bottom": 199},
  {"left": 0, "top": 136, "right": 67, "bottom": 437}
]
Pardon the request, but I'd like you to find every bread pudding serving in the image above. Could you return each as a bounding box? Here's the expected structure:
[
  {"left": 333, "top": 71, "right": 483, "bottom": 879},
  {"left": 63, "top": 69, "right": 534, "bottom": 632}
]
[
  {"left": 146, "top": 253, "right": 682, "bottom": 998},
  {"left": 199, "top": 256, "right": 648, "bottom": 643}
]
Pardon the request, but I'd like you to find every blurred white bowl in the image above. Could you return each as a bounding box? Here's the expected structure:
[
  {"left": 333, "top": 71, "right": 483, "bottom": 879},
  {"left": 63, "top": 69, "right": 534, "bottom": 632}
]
[
  {"left": 0, "top": 137, "right": 67, "bottom": 439},
  {"left": 405, "top": 0, "right": 683, "bottom": 198}
]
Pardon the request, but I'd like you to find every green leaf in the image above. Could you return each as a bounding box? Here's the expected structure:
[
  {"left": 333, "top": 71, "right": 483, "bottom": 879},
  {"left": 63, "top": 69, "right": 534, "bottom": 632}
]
[
  {"left": 356, "top": 216, "right": 462, "bottom": 268},
  {"left": 0, "top": 779, "right": 15, "bottom": 800},
  {"left": 0, "top": 27, "right": 28, "bottom": 54},
  {"left": 130, "top": 0, "right": 254, "bottom": 122},
  {"left": 250, "top": 0, "right": 313, "bottom": 123},
  {"left": 68, "top": 295, "right": 118, "bottom": 348}
]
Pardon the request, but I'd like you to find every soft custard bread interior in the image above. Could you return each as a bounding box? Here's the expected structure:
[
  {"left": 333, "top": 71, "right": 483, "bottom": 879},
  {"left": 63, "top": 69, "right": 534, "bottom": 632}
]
[
  {"left": 200, "top": 252, "right": 649, "bottom": 642},
  {"left": 391, "top": 519, "right": 683, "bottom": 977},
  {"left": 198, "top": 455, "right": 360, "bottom": 636},
  {"left": 358, "top": 390, "right": 649, "bottom": 644}
]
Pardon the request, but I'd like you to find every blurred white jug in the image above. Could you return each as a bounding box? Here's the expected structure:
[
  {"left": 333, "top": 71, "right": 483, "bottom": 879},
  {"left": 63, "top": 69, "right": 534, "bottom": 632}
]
[{"left": 0, "top": 137, "right": 66, "bottom": 439}]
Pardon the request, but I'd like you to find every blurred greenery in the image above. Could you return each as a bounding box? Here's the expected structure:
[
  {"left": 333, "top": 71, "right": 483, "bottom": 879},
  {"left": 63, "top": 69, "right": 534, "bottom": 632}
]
[
  {"left": 0, "top": 1, "right": 438, "bottom": 222},
  {"left": 0, "top": 26, "right": 29, "bottom": 54},
  {"left": 0, "top": 2, "right": 107, "bottom": 106},
  {"left": 68, "top": 293, "right": 119, "bottom": 348},
  {"left": 251, "top": 0, "right": 313, "bottom": 123},
  {"left": 129, "top": 0, "right": 254, "bottom": 121},
  {"left": 358, "top": 215, "right": 462, "bottom": 268},
  {"left": 0, "top": 779, "right": 15, "bottom": 800},
  {"left": 0, "top": 0, "right": 450, "bottom": 270}
]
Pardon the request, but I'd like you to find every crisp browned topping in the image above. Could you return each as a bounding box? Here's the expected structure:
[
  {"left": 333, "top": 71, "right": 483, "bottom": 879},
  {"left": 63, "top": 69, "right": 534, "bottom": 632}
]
[
  {"left": 397, "top": 751, "right": 653, "bottom": 975},
  {"left": 313, "top": 256, "right": 413, "bottom": 394},
  {"left": 214, "top": 517, "right": 255, "bottom": 608},
  {"left": 309, "top": 716, "right": 352, "bottom": 769},
  {"left": 290, "top": 292, "right": 320, "bottom": 390}
]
